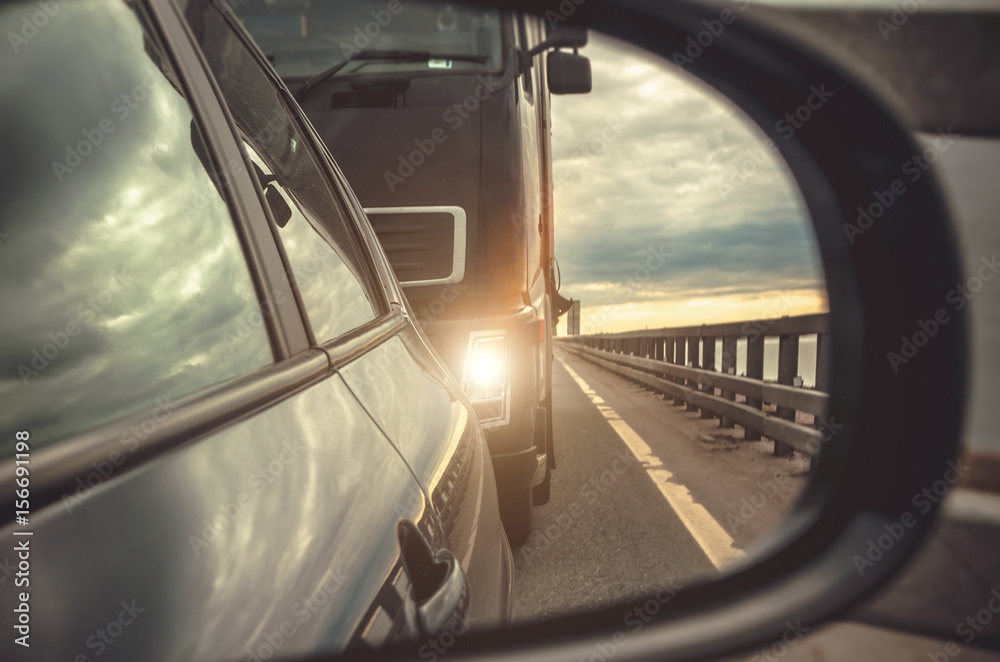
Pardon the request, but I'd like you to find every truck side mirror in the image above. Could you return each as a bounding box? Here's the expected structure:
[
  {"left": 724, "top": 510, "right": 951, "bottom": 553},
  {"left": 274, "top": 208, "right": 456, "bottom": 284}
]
[
  {"left": 547, "top": 50, "right": 592, "bottom": 94},
  {"left": 546, "top": 24, "right": 588, "bottom": 49},
  {"left": 527, "top": 26, "right": 589, "bottom": 57}
]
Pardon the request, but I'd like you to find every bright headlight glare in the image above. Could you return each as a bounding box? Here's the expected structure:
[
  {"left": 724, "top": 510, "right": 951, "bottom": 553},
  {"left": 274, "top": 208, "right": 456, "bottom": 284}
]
[{"left": 464, "top": 335, "right": 508, "bottom": 403}]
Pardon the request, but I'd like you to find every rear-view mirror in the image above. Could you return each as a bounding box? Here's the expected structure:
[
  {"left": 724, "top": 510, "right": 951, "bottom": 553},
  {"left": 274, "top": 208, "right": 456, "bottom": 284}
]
[{"left": 547, "top": 50, "right": 592, "bottom": 95}]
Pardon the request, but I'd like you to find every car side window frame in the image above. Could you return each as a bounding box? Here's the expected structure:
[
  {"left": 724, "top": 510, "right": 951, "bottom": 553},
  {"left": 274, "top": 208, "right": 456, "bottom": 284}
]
[
  {"left": 0, "top": 0, "right": 341, "bottom": 520},
  {"left": 152, "top": 0, "right": 314, "bottom": 360},
  {"left": 206, "top": 0, "right": 400, "bottom": 323}
]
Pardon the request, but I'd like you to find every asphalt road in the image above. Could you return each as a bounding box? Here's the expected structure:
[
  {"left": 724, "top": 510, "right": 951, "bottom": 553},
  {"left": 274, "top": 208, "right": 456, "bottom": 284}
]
[{"left": 511, "top": 347, "right": 810, "bottom": 624}]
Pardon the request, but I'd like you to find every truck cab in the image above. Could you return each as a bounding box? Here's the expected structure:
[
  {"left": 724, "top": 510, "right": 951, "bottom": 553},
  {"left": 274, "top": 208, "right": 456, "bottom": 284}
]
[{"left": 235, "top": 0, "right": 591, "bottom": 544}]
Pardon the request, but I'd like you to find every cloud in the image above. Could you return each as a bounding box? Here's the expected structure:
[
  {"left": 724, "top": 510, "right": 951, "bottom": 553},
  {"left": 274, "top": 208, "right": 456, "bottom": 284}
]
[{"left": 550, "top": 32, "right": 826, "bottom": 330}]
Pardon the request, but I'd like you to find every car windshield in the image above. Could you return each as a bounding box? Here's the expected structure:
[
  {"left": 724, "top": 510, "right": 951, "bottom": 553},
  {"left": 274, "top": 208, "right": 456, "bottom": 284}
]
[{"left": 235, "top": 0, "right": 504, "bottom": 77}]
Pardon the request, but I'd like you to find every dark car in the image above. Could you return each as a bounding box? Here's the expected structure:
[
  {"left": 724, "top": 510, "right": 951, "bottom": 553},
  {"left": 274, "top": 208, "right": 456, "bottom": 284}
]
[{"left": 0, "top": 0, "right": 511, "bottom": 658}]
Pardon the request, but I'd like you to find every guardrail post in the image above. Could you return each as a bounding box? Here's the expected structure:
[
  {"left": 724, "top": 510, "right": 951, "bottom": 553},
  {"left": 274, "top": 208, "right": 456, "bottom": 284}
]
[
  {"left": 815, "top": 331, "right": 831, "bottom": 402},
  {"left": 651, "top": 337, "right": 666, "bottom": 398},
  {"left": 815, "top": 333, "right": 831, "bottom": 390},
  {"left": 637, "top": 337, "right": 651, "bottom": 391},
  {"left": 700, "top": 336, "right": 716, "bottom": 419},
  {"left": 775, "top": 333, "right": 799, "bottom": 456},
  {"left": 685, "top": 335, "right": 699, "bottom": 412},
  {"left": 745, "top": 332, "right": 765, "bottom": 440},
  {"left": 665, "top": 337, "right": 679, "bottom": 403},
  {"left": 718, "top": 335, "right": 737, "bottom": 428}
]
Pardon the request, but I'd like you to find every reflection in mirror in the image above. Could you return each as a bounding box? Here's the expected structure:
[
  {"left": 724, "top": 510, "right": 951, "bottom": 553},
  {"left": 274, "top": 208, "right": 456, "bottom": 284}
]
[
  {"left": 228, "top": 0, "right": 832, "bottom": 639},
  {"left": 517, "top": 30, "right": 830, "bottom": 621},
  {"left": 0, "top": 2, "right": 274, "bottom": 453}
]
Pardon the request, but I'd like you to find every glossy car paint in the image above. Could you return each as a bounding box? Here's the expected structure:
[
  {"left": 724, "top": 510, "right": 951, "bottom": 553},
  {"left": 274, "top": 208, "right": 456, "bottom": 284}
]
[
  {"left": 339, "top": 330, "right": 513, "bottom": 628},
  {"left": 0, "top": 0, "right": 511, "bottom": 658}
]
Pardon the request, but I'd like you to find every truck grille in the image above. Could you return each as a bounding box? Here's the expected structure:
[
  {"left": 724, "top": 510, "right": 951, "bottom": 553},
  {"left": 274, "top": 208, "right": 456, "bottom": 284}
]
[{"left": 364, "top": 206, "right": 467, "bottom": 287}]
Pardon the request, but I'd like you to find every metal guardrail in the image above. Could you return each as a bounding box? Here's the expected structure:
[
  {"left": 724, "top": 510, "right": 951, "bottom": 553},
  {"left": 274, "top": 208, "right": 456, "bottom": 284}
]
[{"left": 557, "top": 314, "right": 831, "bottom": 458}]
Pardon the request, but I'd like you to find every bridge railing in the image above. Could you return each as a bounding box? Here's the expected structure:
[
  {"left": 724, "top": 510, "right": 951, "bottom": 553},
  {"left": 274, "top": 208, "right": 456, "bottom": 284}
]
[{"left": 556, "top": 313, "right": 831, "bottom": 459}]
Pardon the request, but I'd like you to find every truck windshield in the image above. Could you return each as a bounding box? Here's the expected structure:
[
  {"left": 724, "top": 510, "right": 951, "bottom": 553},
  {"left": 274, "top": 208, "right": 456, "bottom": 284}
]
[{"left": 237, "top": 0, "right": 504, "bottom": 78}]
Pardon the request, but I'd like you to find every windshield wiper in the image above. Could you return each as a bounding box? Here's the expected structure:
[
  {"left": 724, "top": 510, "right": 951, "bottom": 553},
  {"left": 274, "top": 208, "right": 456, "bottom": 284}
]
[{"left": 295, "top": 50, "right": 489, "bottom": 102}]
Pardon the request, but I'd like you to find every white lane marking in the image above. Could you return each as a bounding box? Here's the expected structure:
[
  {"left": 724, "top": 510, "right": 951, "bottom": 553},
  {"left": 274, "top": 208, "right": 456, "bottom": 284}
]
[{"left": 557, "top": 355, "right": 746, "bottom": 570}]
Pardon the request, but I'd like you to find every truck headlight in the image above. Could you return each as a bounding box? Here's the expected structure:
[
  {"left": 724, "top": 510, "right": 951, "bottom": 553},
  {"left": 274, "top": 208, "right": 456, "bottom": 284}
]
[{"left": 462, "top": 333, "right": 510, "bottom": 425}]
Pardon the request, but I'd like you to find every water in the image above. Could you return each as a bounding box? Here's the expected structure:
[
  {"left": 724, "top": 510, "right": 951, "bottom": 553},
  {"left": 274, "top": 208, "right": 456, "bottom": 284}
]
[{"left": 695, "top": 335, "right": 819, "bottom": 389}]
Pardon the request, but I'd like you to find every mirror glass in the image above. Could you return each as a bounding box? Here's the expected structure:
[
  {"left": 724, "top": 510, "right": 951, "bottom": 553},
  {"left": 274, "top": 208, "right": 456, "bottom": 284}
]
[
  {"left": 232, "top": 0, "right": 831, "bottom": 634},
  {"left": 522, "top": 28, "right": 830, "bottom": 621}
]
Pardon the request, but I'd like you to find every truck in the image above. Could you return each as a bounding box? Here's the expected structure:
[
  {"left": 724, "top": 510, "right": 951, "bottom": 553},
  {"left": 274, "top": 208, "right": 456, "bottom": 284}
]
[{"left": 234, "top": 0, "right": 592, "bottom": 544}]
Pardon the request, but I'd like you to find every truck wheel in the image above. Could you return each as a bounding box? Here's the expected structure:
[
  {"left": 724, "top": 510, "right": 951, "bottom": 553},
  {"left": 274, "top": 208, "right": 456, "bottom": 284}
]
[{"left": 500, "top": 484, "right": 533, "bottom": 547}]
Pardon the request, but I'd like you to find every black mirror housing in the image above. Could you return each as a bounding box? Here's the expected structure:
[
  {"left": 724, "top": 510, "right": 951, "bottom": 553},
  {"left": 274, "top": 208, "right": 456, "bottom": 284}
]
[
  {"left": 547, "top": 50, "right": 592, "bottom": 94},
  {"left": 547, "top": 24, "right": 588, "bottom": 48},
  {"left": 415, "top": 2, "right": 967, "bottom": 662},
  {"left": 527, "top": 25, "right": 588, "bottom": 57}
]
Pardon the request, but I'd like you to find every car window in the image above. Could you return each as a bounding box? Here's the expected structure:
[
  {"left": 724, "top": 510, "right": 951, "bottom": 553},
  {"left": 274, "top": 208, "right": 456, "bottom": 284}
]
[
  {"left": 242, "top": 140, "right": 381, "bottom": 341},
  {"left": 0, "top": 0, "right": 273, "bottom": 452},
  {"left": 184, "top": 0, "right": 381, "bottom": 342}
]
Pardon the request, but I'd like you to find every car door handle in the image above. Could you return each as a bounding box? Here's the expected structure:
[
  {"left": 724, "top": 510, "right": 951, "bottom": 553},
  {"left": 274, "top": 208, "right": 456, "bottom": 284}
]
[
  {"left": 398, "top": 521, "right": 468, "bottom": 637},
  {"left": 416, "top": 550, "right": 466, "bottom": 636}
]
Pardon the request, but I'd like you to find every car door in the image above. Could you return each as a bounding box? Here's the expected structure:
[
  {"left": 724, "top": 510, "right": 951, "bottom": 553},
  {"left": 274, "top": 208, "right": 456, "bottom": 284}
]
[
  {"left": 177, "top": 0, "right": 510, "bottom": 637},
  {"left": 0, "top": 0, "right": 458, "bottom": 659},
  {"left": 176, "top": 0, "right": 513, "bottom": 632}
]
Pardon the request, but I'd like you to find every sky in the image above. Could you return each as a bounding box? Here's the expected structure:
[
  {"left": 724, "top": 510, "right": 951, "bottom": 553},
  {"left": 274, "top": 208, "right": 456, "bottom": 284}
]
[{"left": 549, "top": 32, "right": 828, "bottom": 336}]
